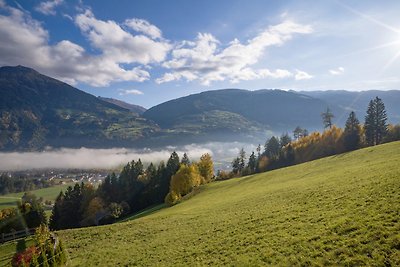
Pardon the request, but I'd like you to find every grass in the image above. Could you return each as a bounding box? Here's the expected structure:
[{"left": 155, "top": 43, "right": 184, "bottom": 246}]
[
  {"left": 59, "top": 142, "right": 400, "bottom": 266},
  {"left": 0, "top": 183, "right": 75, "bottom": 210}
]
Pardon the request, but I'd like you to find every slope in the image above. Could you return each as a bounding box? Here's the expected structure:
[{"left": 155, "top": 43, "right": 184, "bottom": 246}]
[
  {"left": 59, "top": 141, "right": 400, "bottom": 266},
  {"left": 0, "top": 66, "right": 158, "bottom": 150},
  {"left": 143, "top": 89, "right": 340, "bottom": 132}
]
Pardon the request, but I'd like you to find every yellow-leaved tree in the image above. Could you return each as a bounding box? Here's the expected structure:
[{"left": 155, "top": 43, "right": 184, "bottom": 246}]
[
  {"left": 165, "top": 164, "right": 202, "bottom": 205},
  {"left": 197, "top": 153, "right": 214, "bottom": 184}
]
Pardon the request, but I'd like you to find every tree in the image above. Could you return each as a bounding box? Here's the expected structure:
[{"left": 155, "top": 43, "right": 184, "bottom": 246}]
[
  {"left": 280, "top": 133, "right": 292, "bottom": 148},
  {"left": 49, "top": 191, "right": 64, "bottom": 230},
  {"left": 264, "top": 136, "right": 280, "bottom": 158},
  {"left": 238, "top": 148, "right": 246, "bottom": 173},
  {"left": 18, "top": 192, "right": 46, "bottom": 229},
  {"left": 343, "top": 111, "right": 361, "bottom": 151},
  {"left": 247, "top": 152, "right": 257, "bottom": 174},
  {"left": 231, "top": 157, "right": 241, "bottom": 175},
  {"left": 197, "top": 153, "right": 214, "bottom": 183},
  {"left": 365, "top": 97, "right": 388, "bottom": 145},
  {"left": 321, "top": 107, "right": 334, "bottom": 129},
  {"left": 256, "top": 144, "right": 261, "bottom": 158},
  {"left": 293, "top": 126, "right": 304, "bottom": 140},
  {"left": 181, "top": 153, "right": 190, "bottom": 165},
  {"left": 169, "top": 164, "right": 201, "bottom": 200}
]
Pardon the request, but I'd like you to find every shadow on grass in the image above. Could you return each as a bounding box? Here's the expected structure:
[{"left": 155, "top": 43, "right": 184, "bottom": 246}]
[
  {"left": 16, "top": 239, "right": 26, "bottom": 252},
  {"left": 118, "top": 204, "right": 167, "bottom": 223}
]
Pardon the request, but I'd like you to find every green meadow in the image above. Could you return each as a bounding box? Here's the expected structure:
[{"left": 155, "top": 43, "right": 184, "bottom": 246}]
[
  {"left": 0, "top": 183, "right": 75, "bottom": 210},
  {"left": 54, "top": 141, "right": 398, "bottom": 266}
]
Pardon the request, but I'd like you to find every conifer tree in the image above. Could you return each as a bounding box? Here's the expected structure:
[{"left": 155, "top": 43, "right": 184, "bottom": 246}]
[
  {"left": 181, "top": 153, "right": 190, "bottom": 165},
  {"left": 343, "top": 111, "right": 361, "bottom": 151},
  {"left": 321, "top": 107, "right": 334, "bottom": 129},
  {"left": 365, "top": 97, "right": 388, "bottom": 145},
  {"left": 264, "top": 136, "right": 280, "bottom": 158},
  {"left": 247, "top": 152, "right": 257, "bottom": 174}
]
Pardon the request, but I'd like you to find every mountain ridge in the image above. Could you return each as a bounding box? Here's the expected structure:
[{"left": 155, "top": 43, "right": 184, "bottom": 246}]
[{"left": 1, "top": 65, "right": 400, "bottom": 150}]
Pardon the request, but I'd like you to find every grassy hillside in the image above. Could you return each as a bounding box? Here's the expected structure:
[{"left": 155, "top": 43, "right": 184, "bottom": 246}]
[
  {"left": 0, "top": 183, "right": 75, "bottom": 209},
  {"left": 59, "top": 142, "right": 400, "bottom": 266}
]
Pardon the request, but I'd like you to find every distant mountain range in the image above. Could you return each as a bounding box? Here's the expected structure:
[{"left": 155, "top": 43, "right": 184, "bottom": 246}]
[{"left": 1, "top": 66, "right": 399, "bottom": 150}]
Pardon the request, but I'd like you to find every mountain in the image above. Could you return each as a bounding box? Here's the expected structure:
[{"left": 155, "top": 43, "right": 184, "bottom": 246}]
[
  {"left": 0, "top": 66, "right": 158, "bottom": 150},
  {"left": 300, "top": 90, "right": 400, "bottom": 124},
  {"left": 143, "top": 89, "right": 338, "bottom": 133},
  {"left": 98, "top": 97, "right": 147, "bottom": 115}
]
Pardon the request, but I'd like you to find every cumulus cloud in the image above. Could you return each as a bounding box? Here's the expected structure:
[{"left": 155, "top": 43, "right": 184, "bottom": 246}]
[
  {"left": 157, "top": 20, "right": 312, "bottom": 85},
  {"left": 118, "top": 89, "right": 144, "bottom": 95},
  {"left": 294, "top": 69, "right": 313, "bottom": 80},
  {"left": 124, "top": 18, "right": 162, "bottom": 40},
  {"left": 35, "top": 0, "right": 63, "bottom": 15},
  {"left": 75, "top": 9, "right": 170, "bottom": 65},
  {"left": 329, "top": 67, "right": 345, "bottom": 75},
  {"left": 0, "top": 4, "right": 170, "bottom": 86},
  {"left": 0, "top": 1, "right": 313, "bottom": 87}
]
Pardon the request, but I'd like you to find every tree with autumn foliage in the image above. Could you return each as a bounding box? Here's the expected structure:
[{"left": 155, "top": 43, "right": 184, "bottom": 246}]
[{"left": 197, "top": 153, "right": 214, "bottom": 183}]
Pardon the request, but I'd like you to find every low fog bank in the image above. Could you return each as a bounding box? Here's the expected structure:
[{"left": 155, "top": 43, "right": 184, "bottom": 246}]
[{"left": 0, "top": 142, "right": 257, "bottom": 171}]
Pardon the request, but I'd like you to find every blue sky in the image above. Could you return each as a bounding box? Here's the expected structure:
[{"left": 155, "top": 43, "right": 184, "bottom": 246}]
[{"left": 1, "top": 0, "right": 400, "bottom": 108}]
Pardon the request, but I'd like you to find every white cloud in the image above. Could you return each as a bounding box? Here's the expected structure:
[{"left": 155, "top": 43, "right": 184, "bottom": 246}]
[
  {"left": 124, "top": 18, "right": 162, "bottom": 40},
  {"left": 157, "top": 20, "right": 313, "bottom": 85},
  {"left": 75, "top": 10, "right": 171, "bottom": 65},
  {"left": 329, "top": 66, "right": 345, "bottom": 75},
  {"left": 35, "top": 0, "right": 63, "bottom": 15},
  {"left": 295, "top": 69, "right": 313, "bottom": 80},
  {"left": 118, "top": 89, "right": 144, "bottom": 95},
  {"left": 0, "top": 4, "right": 170, "bottom": 86}
]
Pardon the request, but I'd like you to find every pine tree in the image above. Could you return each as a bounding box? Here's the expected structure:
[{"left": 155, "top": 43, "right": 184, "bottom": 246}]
[
  {"left": 256, "top": 144, "right": 261, "bottom": 159},
  {"left": 231, "top": 157, "right": 240, "bottom": 175},
  {"left": 321, "top": 107, "right": 334, "bottom": 129},
  {"left": 365, "top": 97, "right": 388, "bottom": 145},
  {"left": 247, "top": 152, "right": 257, "bottom": 174},
  {"left": 49, "top": 192, "right": 64, "bottom": 230},
  {"left": 343, "top": 111, "right": 361, "bottom": 151},
  {"left": 181, "top": 153, "right": 190, "bottom": 165},
  {"left": 279, "top": 133, "right": 292, "bottom": 148},
  {"left": 264, "top": 136, "right": 280, "bottom": 158},
  {"left": 238, "top": 148, "right": 246, "bottom": 173}
]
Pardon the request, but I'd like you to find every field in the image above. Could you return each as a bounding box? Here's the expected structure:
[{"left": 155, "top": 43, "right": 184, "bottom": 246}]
[
  {"left": 0, "top": 183, "right": 75, "bottom": 210},
  {"left": 59, "top": 142, "right": 400, "bottom": 266}
]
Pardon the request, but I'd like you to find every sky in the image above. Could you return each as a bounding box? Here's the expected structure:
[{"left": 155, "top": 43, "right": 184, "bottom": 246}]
[{"left": 1, "top": 0, "right": 400, "bottom": 108}]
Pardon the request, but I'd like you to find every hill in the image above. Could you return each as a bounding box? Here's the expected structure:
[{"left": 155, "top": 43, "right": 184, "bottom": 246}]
[
  {"left": 59, "top": 141, "right": 400, "bottom": 266},
  {"left": 301, "top": 90, "right": 400, "bottom": 124},
  {"left": 98, "top": 97, "right": 147, "bottom": 115},
  {"left": 143, "top": 89, "right": 337, "bottom": 133},
  {"left": 0, "top": 66, "right": 159, "bottom": 150}
]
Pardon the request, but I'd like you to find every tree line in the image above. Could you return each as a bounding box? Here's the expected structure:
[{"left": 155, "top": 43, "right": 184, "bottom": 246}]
[
  {"left": 49, "top": 152, "right": 214, "bottom": 230},
  {"left": 222, "top": 97, "right": 400, "bottom": 179}
]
